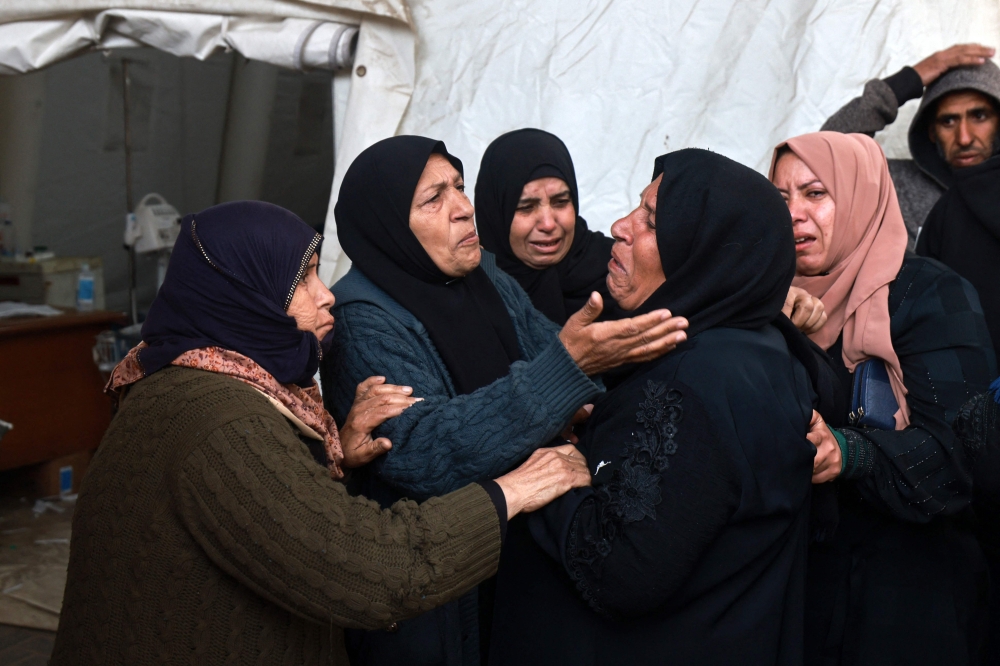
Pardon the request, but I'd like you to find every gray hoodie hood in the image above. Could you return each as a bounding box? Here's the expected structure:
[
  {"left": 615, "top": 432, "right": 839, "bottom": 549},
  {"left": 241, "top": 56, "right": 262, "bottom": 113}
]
[{"left": 908, "top": 59, "right": 1000, "bottom": 188}]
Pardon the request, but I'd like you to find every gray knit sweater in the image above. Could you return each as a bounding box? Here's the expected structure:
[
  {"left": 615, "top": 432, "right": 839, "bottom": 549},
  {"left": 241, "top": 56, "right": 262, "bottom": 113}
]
[
  {"left": 51, "top": 367, "right": 503, "bottom": 666},
  {"left": 322, "top": 251, "right": 601, "bottom": 500}
]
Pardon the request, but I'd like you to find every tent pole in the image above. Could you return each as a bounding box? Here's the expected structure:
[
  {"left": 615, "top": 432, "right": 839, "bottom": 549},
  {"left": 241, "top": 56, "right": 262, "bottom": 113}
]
[{"left": 122, "top": 58, "right": 137, "bottom": 325}]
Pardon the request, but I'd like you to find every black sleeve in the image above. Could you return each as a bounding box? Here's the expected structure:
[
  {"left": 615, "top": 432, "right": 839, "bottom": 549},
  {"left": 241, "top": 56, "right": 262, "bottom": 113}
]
[
  {"left": 529, "top": 380, "right": 740, "bottom": 619},
  {"left": 478, "top": 480, "right": 508, "bottom": 543},
  {"left": 837, "top": 265, "right": 996, "bottom": 522},
  {"left": 915, "top": 196, "right": 946, "bottom": 258},
  {"left": 774, "top": 315, "right": 849, "bottom": 425},
  {"left": 883, "top": 66, "right": 925, "bottom": 107}
]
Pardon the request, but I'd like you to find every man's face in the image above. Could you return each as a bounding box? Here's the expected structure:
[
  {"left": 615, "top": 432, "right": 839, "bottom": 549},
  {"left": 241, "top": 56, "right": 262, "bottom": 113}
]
[
  {"left": 606, "top": 175, "right": 667, "bottom": 311},
  {"left": 930, "top": 90, "right": 999, "bottom": 168}
]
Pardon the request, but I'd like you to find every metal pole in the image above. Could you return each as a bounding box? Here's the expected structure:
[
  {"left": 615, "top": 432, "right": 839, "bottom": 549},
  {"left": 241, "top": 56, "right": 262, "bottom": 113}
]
[{"left": 122, "top": 58, "right": 138, "bottom": 325}]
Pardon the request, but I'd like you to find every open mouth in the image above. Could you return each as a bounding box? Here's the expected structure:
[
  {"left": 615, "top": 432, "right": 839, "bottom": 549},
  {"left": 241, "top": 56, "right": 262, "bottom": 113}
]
[
  {"left": 794, "top": 235, "right": 816, "bottom": 252},
  {"left": 608, "top": 251, "right": 627, "bottom": 276},
  {"left": 528, "top": 237, "right": 564, "bottom": 254}
]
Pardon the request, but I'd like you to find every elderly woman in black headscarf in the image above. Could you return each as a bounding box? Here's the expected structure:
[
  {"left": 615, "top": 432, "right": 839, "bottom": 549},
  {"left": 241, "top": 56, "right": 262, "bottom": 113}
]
[
  {"left": 475, "top": 128, "right": 616, "bottom": 324},
  {"left": 488, "top": 150, "right": 818, "bottom": 666},
  {"left": 51, "top": 201, "right": 592, "bottom": 666},
  {"left": 321, "top": 136, "right": 689, "bottom": 666}
]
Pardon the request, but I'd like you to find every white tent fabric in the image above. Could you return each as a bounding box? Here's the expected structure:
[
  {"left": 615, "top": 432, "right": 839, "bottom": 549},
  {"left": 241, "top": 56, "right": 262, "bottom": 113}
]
[
  {"left": 320, "top": 0, "right": 1000, "bottom": 284},
  {"left": 0, "top": 11, "right": 360, "bottom": 75},
  {"left": 1, "top": 2, "right": 998, "bottom": 288}
]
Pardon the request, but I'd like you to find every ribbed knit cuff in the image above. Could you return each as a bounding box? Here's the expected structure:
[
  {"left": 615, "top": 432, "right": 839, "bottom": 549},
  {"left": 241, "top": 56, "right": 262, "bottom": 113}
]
[
  {"left": 526, "top": 339, "right": 602, "bottom": 422},
  {"left": 477, "top": 480, "right": 508, "bottom": 543},
  {"left": 428, "top": 484, "right": 503, "bottom": 589},
  {"left": 829, "top": 425, "right": 847, "bottom": 477},
  {"left": 837, "top": 428, "right": 878, "bottom": 480},
  {"left": 883, "top": 66, "right": 924, "bottom": 107}
]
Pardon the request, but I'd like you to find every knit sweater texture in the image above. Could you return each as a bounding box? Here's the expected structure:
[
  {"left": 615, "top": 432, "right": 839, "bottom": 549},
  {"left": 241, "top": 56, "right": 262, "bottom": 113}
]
[
  {"left": 50, "top": 367, "right": 502, "bottom": 666},
  {"left": 322, "top": 250, "right": 600, "bottom": 501}
]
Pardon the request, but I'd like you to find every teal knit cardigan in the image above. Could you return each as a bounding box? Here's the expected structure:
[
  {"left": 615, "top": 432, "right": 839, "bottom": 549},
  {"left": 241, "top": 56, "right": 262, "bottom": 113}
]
[{"left": 322, "top": 251, "right": 601, "bottom": 499}]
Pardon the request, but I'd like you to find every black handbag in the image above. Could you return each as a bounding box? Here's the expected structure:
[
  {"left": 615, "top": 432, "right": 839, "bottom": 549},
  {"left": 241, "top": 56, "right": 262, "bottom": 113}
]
[{"left": 848, "top": 358, "right": 899, "bottom": 430}]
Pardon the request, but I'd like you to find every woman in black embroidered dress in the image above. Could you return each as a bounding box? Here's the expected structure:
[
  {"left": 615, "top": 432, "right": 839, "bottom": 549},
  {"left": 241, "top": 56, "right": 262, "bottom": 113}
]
[{"left": 488, "top": 150, "right": 818, "bottom": 666}]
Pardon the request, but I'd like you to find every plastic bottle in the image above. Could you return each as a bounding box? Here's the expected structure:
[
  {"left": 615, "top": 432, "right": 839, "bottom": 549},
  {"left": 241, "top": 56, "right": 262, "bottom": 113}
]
[{"left": 77, "top": 262, "right": 95, "bottom": 312}]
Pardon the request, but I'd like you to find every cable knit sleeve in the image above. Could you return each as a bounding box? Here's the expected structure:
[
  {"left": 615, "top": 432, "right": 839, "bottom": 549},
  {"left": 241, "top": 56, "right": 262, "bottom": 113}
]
[
  {"left": 326, "top": 300, "right": 600, "bottom": 498},
  {"left": 172, "top": 390, "right": 502, "bottom": 630}
]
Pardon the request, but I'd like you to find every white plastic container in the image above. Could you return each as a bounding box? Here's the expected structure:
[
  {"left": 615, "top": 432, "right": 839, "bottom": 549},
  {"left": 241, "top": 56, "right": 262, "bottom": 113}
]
[{"left": 76, "top": 262, "right": 95, "bottom": 312}]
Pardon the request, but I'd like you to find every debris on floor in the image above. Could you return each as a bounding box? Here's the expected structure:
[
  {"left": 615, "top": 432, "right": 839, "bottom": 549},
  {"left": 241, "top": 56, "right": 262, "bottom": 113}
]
[{"left": 0, "top": 494, "right": 74, "bottom": 631}]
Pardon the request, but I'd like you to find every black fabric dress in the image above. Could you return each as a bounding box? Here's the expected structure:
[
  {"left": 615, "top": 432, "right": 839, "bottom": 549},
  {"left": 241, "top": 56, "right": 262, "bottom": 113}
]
[
  {"left": 490, "top": 148, "right": 815, "bottom": 665},
  {"left": 917, "top": 155, "right": 1000, "bottom": 363},
  {"left": 490, "top": 326, "right": 816, "bottom": 666},
  {"left": 804, "top": 255, "right": 998, "bottom": 666}
]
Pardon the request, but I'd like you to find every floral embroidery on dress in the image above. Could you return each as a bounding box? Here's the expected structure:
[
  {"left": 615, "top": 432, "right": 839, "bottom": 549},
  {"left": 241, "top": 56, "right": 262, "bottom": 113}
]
[{"left": 566, "top": 380, "right": 683, "bottom": 614}]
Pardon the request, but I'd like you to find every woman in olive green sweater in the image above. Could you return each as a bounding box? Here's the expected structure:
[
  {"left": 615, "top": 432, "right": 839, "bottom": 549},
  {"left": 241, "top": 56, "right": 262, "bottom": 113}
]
[{"left": 51, "top": 202, "right": 589, "bottom": 666}]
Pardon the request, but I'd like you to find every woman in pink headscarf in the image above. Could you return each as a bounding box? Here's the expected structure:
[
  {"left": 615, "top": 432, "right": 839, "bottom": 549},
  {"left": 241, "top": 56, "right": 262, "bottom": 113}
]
[{"left": 771, "top": 131, "right": 996, "bottom": 666}]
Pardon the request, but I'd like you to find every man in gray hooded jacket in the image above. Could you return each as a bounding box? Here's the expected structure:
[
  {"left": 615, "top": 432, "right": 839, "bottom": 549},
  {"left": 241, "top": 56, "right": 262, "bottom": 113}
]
[{"left": 821, "top": 44, "right": 998, "bottom": 243}]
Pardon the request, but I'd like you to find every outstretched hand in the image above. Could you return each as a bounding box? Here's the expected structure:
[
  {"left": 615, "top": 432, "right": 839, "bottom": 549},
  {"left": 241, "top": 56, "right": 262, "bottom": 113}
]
[
  {"left": 340, "top": 376, "right": 422, "bottom": 468},
  {"left": 913, "top": 44, "right": 996, "bottom": 86},
  {"left": 558, "top": 292, "right": 688, "bottom": 376}
]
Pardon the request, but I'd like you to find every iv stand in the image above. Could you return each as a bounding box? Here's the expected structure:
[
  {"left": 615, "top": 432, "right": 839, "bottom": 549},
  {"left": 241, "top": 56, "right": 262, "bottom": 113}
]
[{"left": 122, "top": 58, "right": 138, "bottom": 326}]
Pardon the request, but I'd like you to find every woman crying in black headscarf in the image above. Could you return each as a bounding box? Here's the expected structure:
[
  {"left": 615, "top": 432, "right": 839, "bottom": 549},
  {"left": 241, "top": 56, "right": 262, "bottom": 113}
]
[
  {"left": 321, "top": 136, "right": 689, "bottom": 666},
  {"left": 476, "top": 129, "right": 616, "bottom": 324},
  {"left": 488, "top": 149, "right": 820, "bottom": 666}
]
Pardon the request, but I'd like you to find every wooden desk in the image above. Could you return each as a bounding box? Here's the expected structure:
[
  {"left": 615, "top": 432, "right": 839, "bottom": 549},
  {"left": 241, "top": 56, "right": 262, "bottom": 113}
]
[{"left": 0, "top": 310, "right": 127, "bottom": 470}]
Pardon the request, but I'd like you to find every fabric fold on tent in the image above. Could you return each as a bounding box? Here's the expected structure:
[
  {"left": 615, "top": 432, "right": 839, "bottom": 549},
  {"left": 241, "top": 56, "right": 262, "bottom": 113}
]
[{"left": 0, "top": 11, "right": 361, "bottom": 74}]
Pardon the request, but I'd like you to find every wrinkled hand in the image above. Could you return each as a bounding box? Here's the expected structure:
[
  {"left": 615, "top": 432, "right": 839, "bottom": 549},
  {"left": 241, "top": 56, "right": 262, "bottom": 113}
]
[
  {"left": 494, "top": 445, "right": 591, "bottom": 519},
  {"left": 807, "top": 410, "right": 842, "bottom": 484},
  {"left": 783, "top": 286, "right": 827, "bottom": 335},
  {"left": 340, "top": 376, "right": 422, "bottom": 468},
  {"left": 558, "top": 404, "right": 594, "bottom": 444},
  {"left": 913, "top": 44, "right": 996, "bottom": 86},
  {"left": 558, "top": 292, "right": 688, "bottom": 376}
]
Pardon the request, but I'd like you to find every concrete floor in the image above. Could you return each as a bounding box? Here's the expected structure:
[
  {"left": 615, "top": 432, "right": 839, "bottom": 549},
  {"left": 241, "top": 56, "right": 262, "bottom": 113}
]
[{"left": 0, "top": 467, "right": 63, "bottom": 665}]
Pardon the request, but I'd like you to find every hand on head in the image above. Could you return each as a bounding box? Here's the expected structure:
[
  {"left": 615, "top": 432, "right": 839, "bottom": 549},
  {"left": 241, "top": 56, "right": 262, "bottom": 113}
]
[
  {"left": 558, "top": 292, "right": 688, "bottom": 376},
  {"left": 340, "top": 376, "right": 423, "bottom": 467},
  {"left": 913, "top": 43, "right": 995, "bottom": 86},
  {"left": 494, "top": 444, "right": 592, "bottom": 519}
]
